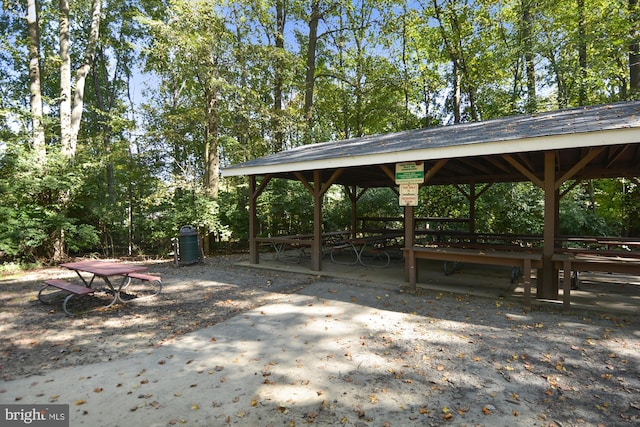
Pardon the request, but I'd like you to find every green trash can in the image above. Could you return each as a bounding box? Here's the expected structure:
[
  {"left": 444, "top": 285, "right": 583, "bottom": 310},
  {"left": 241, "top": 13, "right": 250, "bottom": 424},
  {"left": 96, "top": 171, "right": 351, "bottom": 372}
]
[{"left": 178, "top": 225, "right": 200, "bottom": 264}]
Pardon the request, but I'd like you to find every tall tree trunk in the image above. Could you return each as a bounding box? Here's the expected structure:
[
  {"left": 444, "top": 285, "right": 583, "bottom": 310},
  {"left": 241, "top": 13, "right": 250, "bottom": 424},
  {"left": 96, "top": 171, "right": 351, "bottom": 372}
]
[
  {"left": 92, "top": 49, "right": 115, "bottom": 204},
  {"left": 522, "top": 0, "right": 537, "bottom": 113},
  {"left": 452, "top": 60, "right": 461, "bottom": 123},
  {"left": 577, "top": 0, "right": 587, "bottom": 105},
  {"left": 433, "top": 0, "right": 462, "bottom": 123},
  {"left": 70, "top": 0, "right": 102, "bottom": 152},
  {"left": 55, "top": 0, "right": 101, "bottom": 260},
  {"left": 273, "top": 0, "right": 286, "bottom": 152},
  {"left": 204, "top": 86, "right": 220, "bottom": 199},
  {"left": 27, "top": 0, "right": 45, "bottom": 165},
  {"left": 304, "top": 0, "right": 320, "bottom": 144},
  {"left": 400, "top": 3, "right": 410, "bottom": 129},
  {"left": 630, "top": 0, "right": 640, "bottom": 98},
  {"left": 422, "top": 80, "right": 432, "bottom": 128},
  {"left": 59, "top": 0, "right": 71, "bottom": 157}
]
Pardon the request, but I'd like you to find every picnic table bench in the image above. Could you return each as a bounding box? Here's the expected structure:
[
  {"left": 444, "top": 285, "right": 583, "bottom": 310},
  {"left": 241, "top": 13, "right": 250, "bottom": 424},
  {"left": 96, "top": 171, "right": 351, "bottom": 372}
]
[
  {"left": 403, "top": 246, "right": 542, "bottom": 312},
  {"left": 38, "top": 279, "right": 95, "bottom": 316},
  {"left": 119, "top": 272, "right": 162, "bottom": 299}
]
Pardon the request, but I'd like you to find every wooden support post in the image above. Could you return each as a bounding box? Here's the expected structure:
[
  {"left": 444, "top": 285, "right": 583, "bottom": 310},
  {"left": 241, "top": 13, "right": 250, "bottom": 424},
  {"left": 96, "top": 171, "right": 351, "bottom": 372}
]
[
  {"left": 541, "top": 151, "right": 559, "bottom": 299},
  {"left": 312, "top": 170, "right": 323, "bottom": 272},
  {"left": 562, "top": 259, "right": 572, "bottom": 315},
  {"left": 249, "top": 176, "right": 258, "bottom": 264},
  {"left": 523, "top": 258, "right": 532, "bottom": 312},
  {"left": 404, "top": 205, "right": 415, "bottom": 282}
]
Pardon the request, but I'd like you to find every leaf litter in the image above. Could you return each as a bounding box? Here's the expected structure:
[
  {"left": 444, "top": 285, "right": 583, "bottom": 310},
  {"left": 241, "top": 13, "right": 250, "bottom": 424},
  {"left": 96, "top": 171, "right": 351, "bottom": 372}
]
[{"left": 0, "top": 253, "right": 639, "bottom": 426}]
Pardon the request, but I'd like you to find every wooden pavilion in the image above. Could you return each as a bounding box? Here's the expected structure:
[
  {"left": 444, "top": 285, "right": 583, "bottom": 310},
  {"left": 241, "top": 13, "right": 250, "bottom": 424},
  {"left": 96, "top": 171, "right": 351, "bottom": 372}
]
[{"left": 222, "top": 102, "right": 640, "bottom": 304}]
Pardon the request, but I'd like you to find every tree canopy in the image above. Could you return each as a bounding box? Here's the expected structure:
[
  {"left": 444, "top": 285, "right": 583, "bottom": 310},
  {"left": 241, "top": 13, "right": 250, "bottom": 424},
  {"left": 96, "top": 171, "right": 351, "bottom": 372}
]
[{"left": 1, "top": 0, "right": 639, "bottom": 264}]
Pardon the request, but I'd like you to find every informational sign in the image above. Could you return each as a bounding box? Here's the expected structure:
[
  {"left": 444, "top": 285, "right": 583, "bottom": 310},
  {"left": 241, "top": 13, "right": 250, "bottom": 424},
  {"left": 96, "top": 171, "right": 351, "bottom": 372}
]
[
  {"left": 399, "top": 183, "right": 419, "bottom": 195},
  {"left": 399, "top": 194, "right": 419, "bottom": 206},
  {"left": 399, "top": 183, "right": 419, "bottom": 206},
  {"left": 395, "top": 162, "right": 424, "bottom": 184}
]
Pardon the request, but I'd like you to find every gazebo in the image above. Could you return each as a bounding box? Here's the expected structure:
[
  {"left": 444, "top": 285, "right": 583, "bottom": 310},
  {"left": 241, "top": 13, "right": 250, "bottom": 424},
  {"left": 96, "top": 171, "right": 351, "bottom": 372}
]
[{"left": 222, "top": 102, "right": 640, "bottom": 305}]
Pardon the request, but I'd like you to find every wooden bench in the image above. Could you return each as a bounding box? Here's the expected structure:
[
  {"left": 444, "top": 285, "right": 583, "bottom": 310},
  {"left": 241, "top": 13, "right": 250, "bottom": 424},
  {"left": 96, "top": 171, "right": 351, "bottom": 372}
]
[
  {"left": 403, "top": 246, "right": 542, "bottom": 312},
  {"left": 38, "top": 279, "right": 94, "bottom": 316}
]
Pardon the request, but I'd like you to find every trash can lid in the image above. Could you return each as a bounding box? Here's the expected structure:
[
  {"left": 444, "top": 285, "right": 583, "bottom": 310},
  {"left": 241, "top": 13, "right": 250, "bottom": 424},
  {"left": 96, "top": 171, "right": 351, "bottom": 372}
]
[{"left": 179, "top": 225, "right": 197, "bottom": 235}]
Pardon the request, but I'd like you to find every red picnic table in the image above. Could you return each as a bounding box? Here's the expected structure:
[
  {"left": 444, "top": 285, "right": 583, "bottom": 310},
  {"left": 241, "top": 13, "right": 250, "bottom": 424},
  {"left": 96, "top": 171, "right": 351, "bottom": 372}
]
[{"left": 38, "top": 260, "right": 161, "bottom": 316}]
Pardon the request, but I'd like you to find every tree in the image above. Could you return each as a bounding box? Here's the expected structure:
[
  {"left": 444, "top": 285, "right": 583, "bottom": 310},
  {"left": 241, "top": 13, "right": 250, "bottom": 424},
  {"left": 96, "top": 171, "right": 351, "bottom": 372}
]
[
  {"left": 26, "top": 0, "right": 45, "bottom": 165},
  {"left": 631, "top": 0, "right": 640, "bottom": 97}
]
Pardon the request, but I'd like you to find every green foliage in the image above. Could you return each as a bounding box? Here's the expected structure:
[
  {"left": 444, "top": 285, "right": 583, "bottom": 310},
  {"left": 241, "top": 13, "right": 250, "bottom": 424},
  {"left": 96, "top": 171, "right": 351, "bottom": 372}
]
[
  {"left": 1, "top": 0, "right": 638, "bottom": 263},
  {"left": 256, "top": 180, "right": 314, "bottom": 236},
  {"left": 477, "top": 183, "right": 545, "bottom": 235},
  {"left": 0, "top": 144, "right": 99, "bottom": 261}
]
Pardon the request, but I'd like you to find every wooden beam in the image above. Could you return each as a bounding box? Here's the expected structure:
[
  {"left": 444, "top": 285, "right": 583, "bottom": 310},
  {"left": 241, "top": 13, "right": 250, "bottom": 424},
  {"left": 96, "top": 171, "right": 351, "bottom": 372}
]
[
  {"left": 253, "top": 174, "right": 273, "bottom": 199},
  {"left": 560, "top": 179, "right": 583, "bottom": 198},
  {"left": 515, "top": 153, "right": 536, "bottom": 173},
  {"left": 502, "top": 154, "right": 544, "bottom": 188},
  {"left": 476, "top": 183, "right": 493, "bottom": 198},
  {"left": 294, "top": 172, "right": 314, "bottom": 194},
  {"left": 555, "top": 147, "right": 604, "bottom": 190},
  {"left": 380, "top": 165, "right": 395, "bottom": 183},
  {"left": 320, "top": 168, "right": 344, "bottom": 195},
  {"left": 424, "top": 159, "right": 448, "bottom": 183},
  {"left": 453, "top": 184, "right": 469, "bottom": 199}
]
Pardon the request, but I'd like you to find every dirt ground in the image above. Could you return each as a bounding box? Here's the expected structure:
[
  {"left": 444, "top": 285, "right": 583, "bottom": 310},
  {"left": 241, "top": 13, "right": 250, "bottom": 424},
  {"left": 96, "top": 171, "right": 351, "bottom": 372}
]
[
  {"left": 0, "top": 254, "right": 315, "bottom": 381},
  {"left": 1, "top": 253, "right": 640, "bottom": 426}
]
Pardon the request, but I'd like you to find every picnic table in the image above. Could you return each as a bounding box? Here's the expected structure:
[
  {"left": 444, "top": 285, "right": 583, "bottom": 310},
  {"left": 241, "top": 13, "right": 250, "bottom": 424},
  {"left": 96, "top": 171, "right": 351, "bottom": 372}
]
[
  {"left": 331, "top": 232, "right": 403, "bottom": 268},
  {"left": 403, "top": 246, "right": 542, "bottom": 312},
  {"left": 38, "top": 260, "right": 161, "bottom": 316},
  {"left": 257, "top": 231, "right": 350, "bottom": 263},
  {"left": 552, "top": 253, "right": 640, "bottom": 314}
]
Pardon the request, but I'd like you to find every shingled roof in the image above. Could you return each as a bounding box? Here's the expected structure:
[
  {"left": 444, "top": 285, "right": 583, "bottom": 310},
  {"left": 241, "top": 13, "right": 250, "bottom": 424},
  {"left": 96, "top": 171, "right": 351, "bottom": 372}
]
[{"left": 222, "top": 102, "right": 640, "bottom": 187}]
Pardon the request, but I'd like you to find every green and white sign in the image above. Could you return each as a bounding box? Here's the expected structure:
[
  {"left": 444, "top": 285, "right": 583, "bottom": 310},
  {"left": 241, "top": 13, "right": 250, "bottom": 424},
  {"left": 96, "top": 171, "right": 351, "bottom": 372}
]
[{"left": 395, "top": 162, "right": 424, "bottom": 184}]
